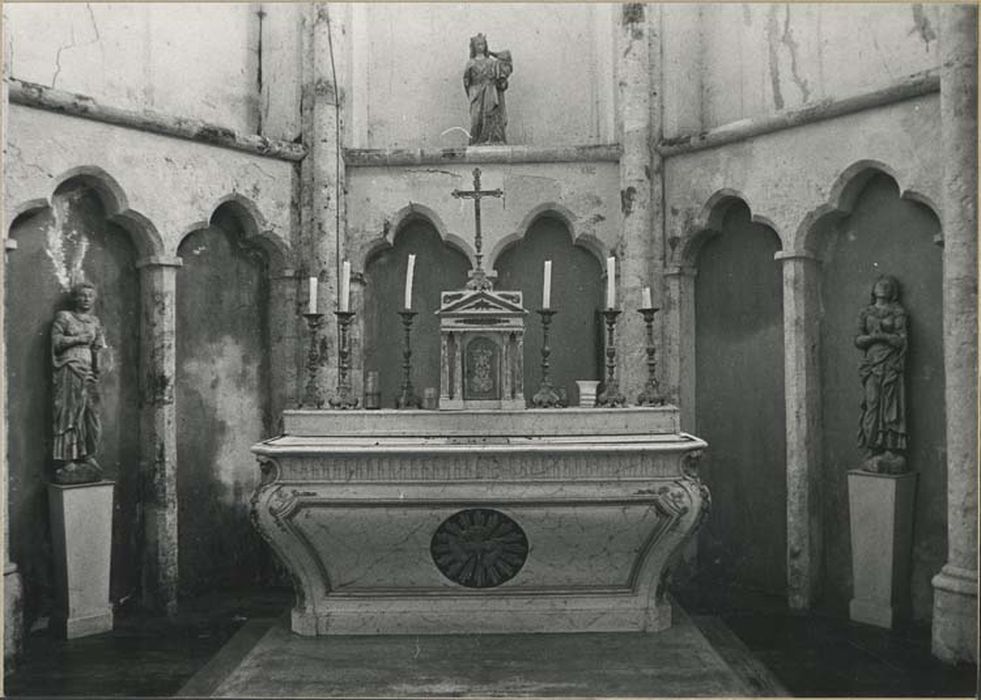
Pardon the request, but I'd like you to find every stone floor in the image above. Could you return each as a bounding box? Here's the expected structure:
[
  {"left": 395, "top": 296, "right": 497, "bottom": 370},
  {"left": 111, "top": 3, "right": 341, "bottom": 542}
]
[{"left": 2, "top": 584, "right": 977, "bottom": 697}]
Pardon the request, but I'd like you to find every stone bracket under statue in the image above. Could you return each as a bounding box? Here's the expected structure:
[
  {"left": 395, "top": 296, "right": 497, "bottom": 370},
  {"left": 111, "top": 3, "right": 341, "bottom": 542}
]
[{"left": 251, "top": 407, "right": 709, "bottom": 636}]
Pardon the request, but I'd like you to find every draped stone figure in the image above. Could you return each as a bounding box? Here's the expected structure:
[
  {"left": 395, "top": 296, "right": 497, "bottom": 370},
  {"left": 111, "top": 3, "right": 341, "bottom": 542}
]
[
  {"left": 51, "top": 282, "right": 107, "bottom": 484},
  {"left": 464, "top": 33, "right": 513, "bottom": 145},
  {"left": 854, "top": 275, "right": 909, "bottom": 474}
]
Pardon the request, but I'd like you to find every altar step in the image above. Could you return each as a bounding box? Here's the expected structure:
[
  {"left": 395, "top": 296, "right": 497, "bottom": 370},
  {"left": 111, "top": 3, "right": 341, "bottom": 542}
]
[{"left": 179, "top": 603, "right": 778, "bottom": 698}]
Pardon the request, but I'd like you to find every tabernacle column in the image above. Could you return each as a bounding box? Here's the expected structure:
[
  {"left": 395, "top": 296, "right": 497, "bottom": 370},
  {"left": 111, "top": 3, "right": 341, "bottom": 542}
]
[
  {"left": 137, "top": 256, "right": 182, "bottom": 616},
  {"left": 932, "top": 3, "right": 978, "bottom": 665},
  {"left": 616, "top": 4, "right": 661, "bottom": 399},
  {"left": 776, "top": 250, "right": 823, "bottom": 611}
]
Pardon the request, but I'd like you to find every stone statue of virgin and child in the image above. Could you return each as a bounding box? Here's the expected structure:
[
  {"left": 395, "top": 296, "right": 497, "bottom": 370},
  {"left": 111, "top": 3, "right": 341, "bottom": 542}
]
[
  {"left": 51, "top": 281, "right": 108, "bottom": 485},
  {"left": 464, "top": 33, "right": 513, "bottom": 145},
  {"left": 854, "top": 274, "right": 909, "bottom": 474}
]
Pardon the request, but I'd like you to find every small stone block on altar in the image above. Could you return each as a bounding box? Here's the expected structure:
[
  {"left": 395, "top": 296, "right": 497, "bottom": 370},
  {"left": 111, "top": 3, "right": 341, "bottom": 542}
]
[
  {"left": 47, "top": 481, "right": 115, "bottom": 638},
  {"left": 847, "top": 470, "right": 917, "bottom": 629}
]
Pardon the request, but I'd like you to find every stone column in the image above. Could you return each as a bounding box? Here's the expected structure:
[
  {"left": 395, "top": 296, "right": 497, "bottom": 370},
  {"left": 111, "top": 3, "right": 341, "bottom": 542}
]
[
  {"left": 932, "top": 3, "right": 978, "bottom": 665},
  {"left": 269, "top": 268, "right": 299, "bottom": 415},
  {"left": 2, "top": 7, "right": 26, "bottom": 664},
  {"left": 662, "top": 266, "right": 696, "bottom": 431},
  {"left": 615, "top": 3, "right": 660, "bottom": 399},
  {"left": 775, "top": 250, "right": 823, "bottom": 610},
  {"left": 136, "top": 256, "right": 182, "bottom": 616},
  {"left": 300, "top": 4, "right": 348, "bottom": 397}
]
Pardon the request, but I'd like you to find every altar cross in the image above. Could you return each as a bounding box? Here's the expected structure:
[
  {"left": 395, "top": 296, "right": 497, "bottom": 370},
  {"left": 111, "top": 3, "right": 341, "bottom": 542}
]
[{"left": 452, "top": 167, "right": 503, "bottom": 280}]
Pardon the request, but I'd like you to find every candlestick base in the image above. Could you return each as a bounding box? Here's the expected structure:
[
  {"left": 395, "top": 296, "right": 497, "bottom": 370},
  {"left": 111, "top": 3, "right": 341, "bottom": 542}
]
[
  {"left": 301, "top": 312, "right": 326, "bottom": 409},
  {"left": 636, "top": 306, "right": 665, "bottom": 407},
  {"left": 531, "top": 383, "right": 563, "bottom": 408},
  {"left": 329, "top": 310, "right": 360, "bottom": 410},
  {"left": 597, "top": 308, "right": 627, "bottom": 408},
  {"left": 596, "top": 383, "right": 627, "bottom": 408},
  {"left": 396, "top": 310, "right": 421, "bottom": 409}
]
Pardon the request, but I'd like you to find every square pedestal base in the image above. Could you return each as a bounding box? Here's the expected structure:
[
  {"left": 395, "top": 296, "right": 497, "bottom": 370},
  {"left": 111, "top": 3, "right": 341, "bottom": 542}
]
[
  {"left": 48, "top": 481, "right": 115, "bottom": 639},
  {"left": 847, "top": 470, "right": 917, "bottom": 630}
]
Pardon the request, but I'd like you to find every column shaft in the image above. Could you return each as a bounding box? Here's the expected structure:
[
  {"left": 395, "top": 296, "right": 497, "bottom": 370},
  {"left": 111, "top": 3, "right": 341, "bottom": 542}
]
[
  {"left": 616, "top": 3, "right": 658, "bottom": 398},
  {"left": 778, "top": 252, "right": 823, "bottom": 610},
  {"left": 138, "top": 258, "right": 181, "bottom": 616},
  {"left": 663, "top": 267, "right": 696, "bottom": 431},
  {"left": 932, "top": 3, "right": 978, "bottom": 664}
]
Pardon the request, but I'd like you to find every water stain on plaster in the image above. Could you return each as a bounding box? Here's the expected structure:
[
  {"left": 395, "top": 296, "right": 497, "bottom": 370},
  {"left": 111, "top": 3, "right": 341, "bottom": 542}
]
[
  {"left": 45, "top": 192, "right": 90, "bottom": 290},
  {"left": 909, "top": 5, "right": 937, "bottom": 50},
  {"left": 620, "top": 186, "right": 637, "bottom": 216}
]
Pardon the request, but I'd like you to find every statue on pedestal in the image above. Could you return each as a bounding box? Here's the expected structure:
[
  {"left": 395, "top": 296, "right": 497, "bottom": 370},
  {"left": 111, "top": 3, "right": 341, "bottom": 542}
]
[
  {"left": 51, "top": 282, "right": 107, "bottom": 485},
  {"left": 854, "top": 275, "right": 908, "bottom": 474},
  {"left": 464, "top": 33, "right": 513, "bottom": 145}
]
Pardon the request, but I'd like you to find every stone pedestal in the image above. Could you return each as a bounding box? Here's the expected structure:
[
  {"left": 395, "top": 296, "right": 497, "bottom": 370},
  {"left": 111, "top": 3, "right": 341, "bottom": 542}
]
[
  {"left": 847, "top": 470, "right": 916, "bottom": 628},
  {"left": 48, "top": 481, "right": 115, "bottom": 638}
]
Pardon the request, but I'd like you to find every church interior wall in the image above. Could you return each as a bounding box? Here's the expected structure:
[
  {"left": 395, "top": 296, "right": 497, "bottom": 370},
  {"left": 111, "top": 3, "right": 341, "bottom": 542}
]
[
  {"left": 4, "top": 3, "right": 263, "bottom": 135},
  {"left": 661, "top": 3, "right": 941, "bottom": 138},
  {"left": 348, "top": 3, "right": 615, "bottom": 149}
]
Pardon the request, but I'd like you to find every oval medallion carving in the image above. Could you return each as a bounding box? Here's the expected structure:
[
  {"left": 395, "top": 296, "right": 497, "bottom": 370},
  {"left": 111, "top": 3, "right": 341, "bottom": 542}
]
[{"left": 431, "top": 509, "right": 529, "bottom": 588}]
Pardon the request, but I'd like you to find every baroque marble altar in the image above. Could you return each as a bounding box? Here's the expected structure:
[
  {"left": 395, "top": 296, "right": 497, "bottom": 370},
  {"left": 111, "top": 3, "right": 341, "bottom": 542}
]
[{"left": 251, "top": 407, "right": 709, "bottom": 636}]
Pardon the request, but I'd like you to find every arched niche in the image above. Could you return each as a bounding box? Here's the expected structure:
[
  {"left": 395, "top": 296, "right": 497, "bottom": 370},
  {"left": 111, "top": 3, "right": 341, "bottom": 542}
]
[
  {"left": 693, "top": 200, "right": 786, "bottom": 597},
  {"left": 5, "top": 180, "right": 141, "bottom": 621},
  {"left": 363, "top": 217, "right": 470, "bottom": 408},
  {"left": 175, "top": 205, "right": 277, "bottom": 596},
  {"left": 493, "top": 214, "right": 603, "bottom": 403},
  {"left": 813, "top": 172, "right": 943, "bottom": 622}
]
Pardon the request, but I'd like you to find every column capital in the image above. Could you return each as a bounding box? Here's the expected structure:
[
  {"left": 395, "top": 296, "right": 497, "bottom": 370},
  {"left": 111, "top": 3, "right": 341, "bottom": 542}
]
[
  {"left": 135, "top": 255, "right": 183, "bottom": 270},
  {"left": 4, "top": 238, "right": 17, "bottom": 252},
  {"left": 774, "top": 249, "right": 821, "bottom": 263},
  {"left": 664, "top": 265, "right": 698, "bottom": 278}
]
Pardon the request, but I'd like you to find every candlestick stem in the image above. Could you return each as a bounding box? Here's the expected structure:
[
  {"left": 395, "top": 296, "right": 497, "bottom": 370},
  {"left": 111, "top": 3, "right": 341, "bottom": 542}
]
[
  {"left": 328, "top": 310, "right": 359, "bottom": 409},
  {"left": 301, "top": 312, "right": 326, "bottom": 408},
  {"left": 531, "top": 309, "right": 562, "bottom": 408},
  {"left": 396, "top": 310, "right": 420, "bottom": 409},
  {"left": 596, "top": 309, "right": 626, "bottom": 408},
  {"left": 637, "top": 307, "right": 666, "bottom": 407}
]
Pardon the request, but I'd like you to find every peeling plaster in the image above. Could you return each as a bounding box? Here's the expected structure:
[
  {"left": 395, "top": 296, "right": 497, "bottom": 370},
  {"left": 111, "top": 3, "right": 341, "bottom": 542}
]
[{"left": 44, "top": 192, "right": 90, "bottom": 290}]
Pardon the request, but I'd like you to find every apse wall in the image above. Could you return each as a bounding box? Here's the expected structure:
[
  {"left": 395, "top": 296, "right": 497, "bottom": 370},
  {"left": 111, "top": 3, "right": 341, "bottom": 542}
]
[
  {"left": 3, "top": 3, "right": 263, "bottom": 134},
  {"left": 349, "top": 3, "right": 616, "bottom": 148},
  {"left": 662, "top": 3, "right": 941, "bottom": 137}
]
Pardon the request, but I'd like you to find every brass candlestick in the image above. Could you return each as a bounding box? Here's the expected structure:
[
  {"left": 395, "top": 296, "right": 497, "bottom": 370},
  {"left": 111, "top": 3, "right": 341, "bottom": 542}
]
[
  {"left": 531, "top": 309, "right": 562, "bottom": 408},
  {"left": 396, "top": 310, "right": 420, "bottom": 409},
  {"left": 328, "top": 310, "right": 359, "bottom": 409},
  {"left": 637, "top": 307, "right": 666, "bottom": 407},
  {"left": 596, "top": 309, "right": 626, "bottom": 408},
  {"left": 301, "top": 312, "right": 326, "bottom": 408}
]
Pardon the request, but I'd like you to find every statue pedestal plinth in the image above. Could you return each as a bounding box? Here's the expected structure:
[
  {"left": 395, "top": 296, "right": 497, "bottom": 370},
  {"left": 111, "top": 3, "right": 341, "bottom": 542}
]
[
  {"left": 48, "top": 481, "right": 115, "bottom": 638},
  {"left": 847, "top": 470, "right": 917, "bottom": 629}
]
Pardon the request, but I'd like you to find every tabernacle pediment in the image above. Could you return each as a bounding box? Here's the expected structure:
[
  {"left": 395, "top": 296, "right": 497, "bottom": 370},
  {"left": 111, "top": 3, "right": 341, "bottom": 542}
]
[{"left": 437, "top": 289, "right": 527, "bottom": 317}]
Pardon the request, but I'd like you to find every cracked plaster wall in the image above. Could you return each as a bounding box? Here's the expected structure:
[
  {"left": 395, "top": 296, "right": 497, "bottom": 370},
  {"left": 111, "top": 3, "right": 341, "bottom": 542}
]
[
  {"left": 663, "top": 3, "right": 941, "bottom": 137},
  {"left": 5, "top": 3, "right": 264, "bottom": 134}
]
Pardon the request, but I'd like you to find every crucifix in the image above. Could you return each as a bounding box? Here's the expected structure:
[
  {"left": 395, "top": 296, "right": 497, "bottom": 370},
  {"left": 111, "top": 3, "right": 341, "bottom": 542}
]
[{"left": 452, "top": 167, "right": 503, "bottom": 290}]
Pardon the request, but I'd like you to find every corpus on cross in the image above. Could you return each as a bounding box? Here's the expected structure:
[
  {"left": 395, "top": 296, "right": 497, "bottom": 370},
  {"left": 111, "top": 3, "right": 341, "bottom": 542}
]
[{"left": 452, "top": 167, "right": 503, "bottom": 290}]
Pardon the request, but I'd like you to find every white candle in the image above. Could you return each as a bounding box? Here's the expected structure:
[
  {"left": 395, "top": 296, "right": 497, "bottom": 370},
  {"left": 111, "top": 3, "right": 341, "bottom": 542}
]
[
  {"left": 542, "top": 260, "right": 552, "bottom": 309},
  {"left": 404, "top": 254, "right": 416, "bottom": 310},
  {"left": 340, "top": 260, "right": 351, "bottom": 312},
  {"left": 308, "top": 276, "right": 318, "bottom": 314},
  {"left": 606, "top": 256, "right": 616, "bottom": 309},
  {"left": 642, "top": 286, "right": 652, "bottom": 309}
]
